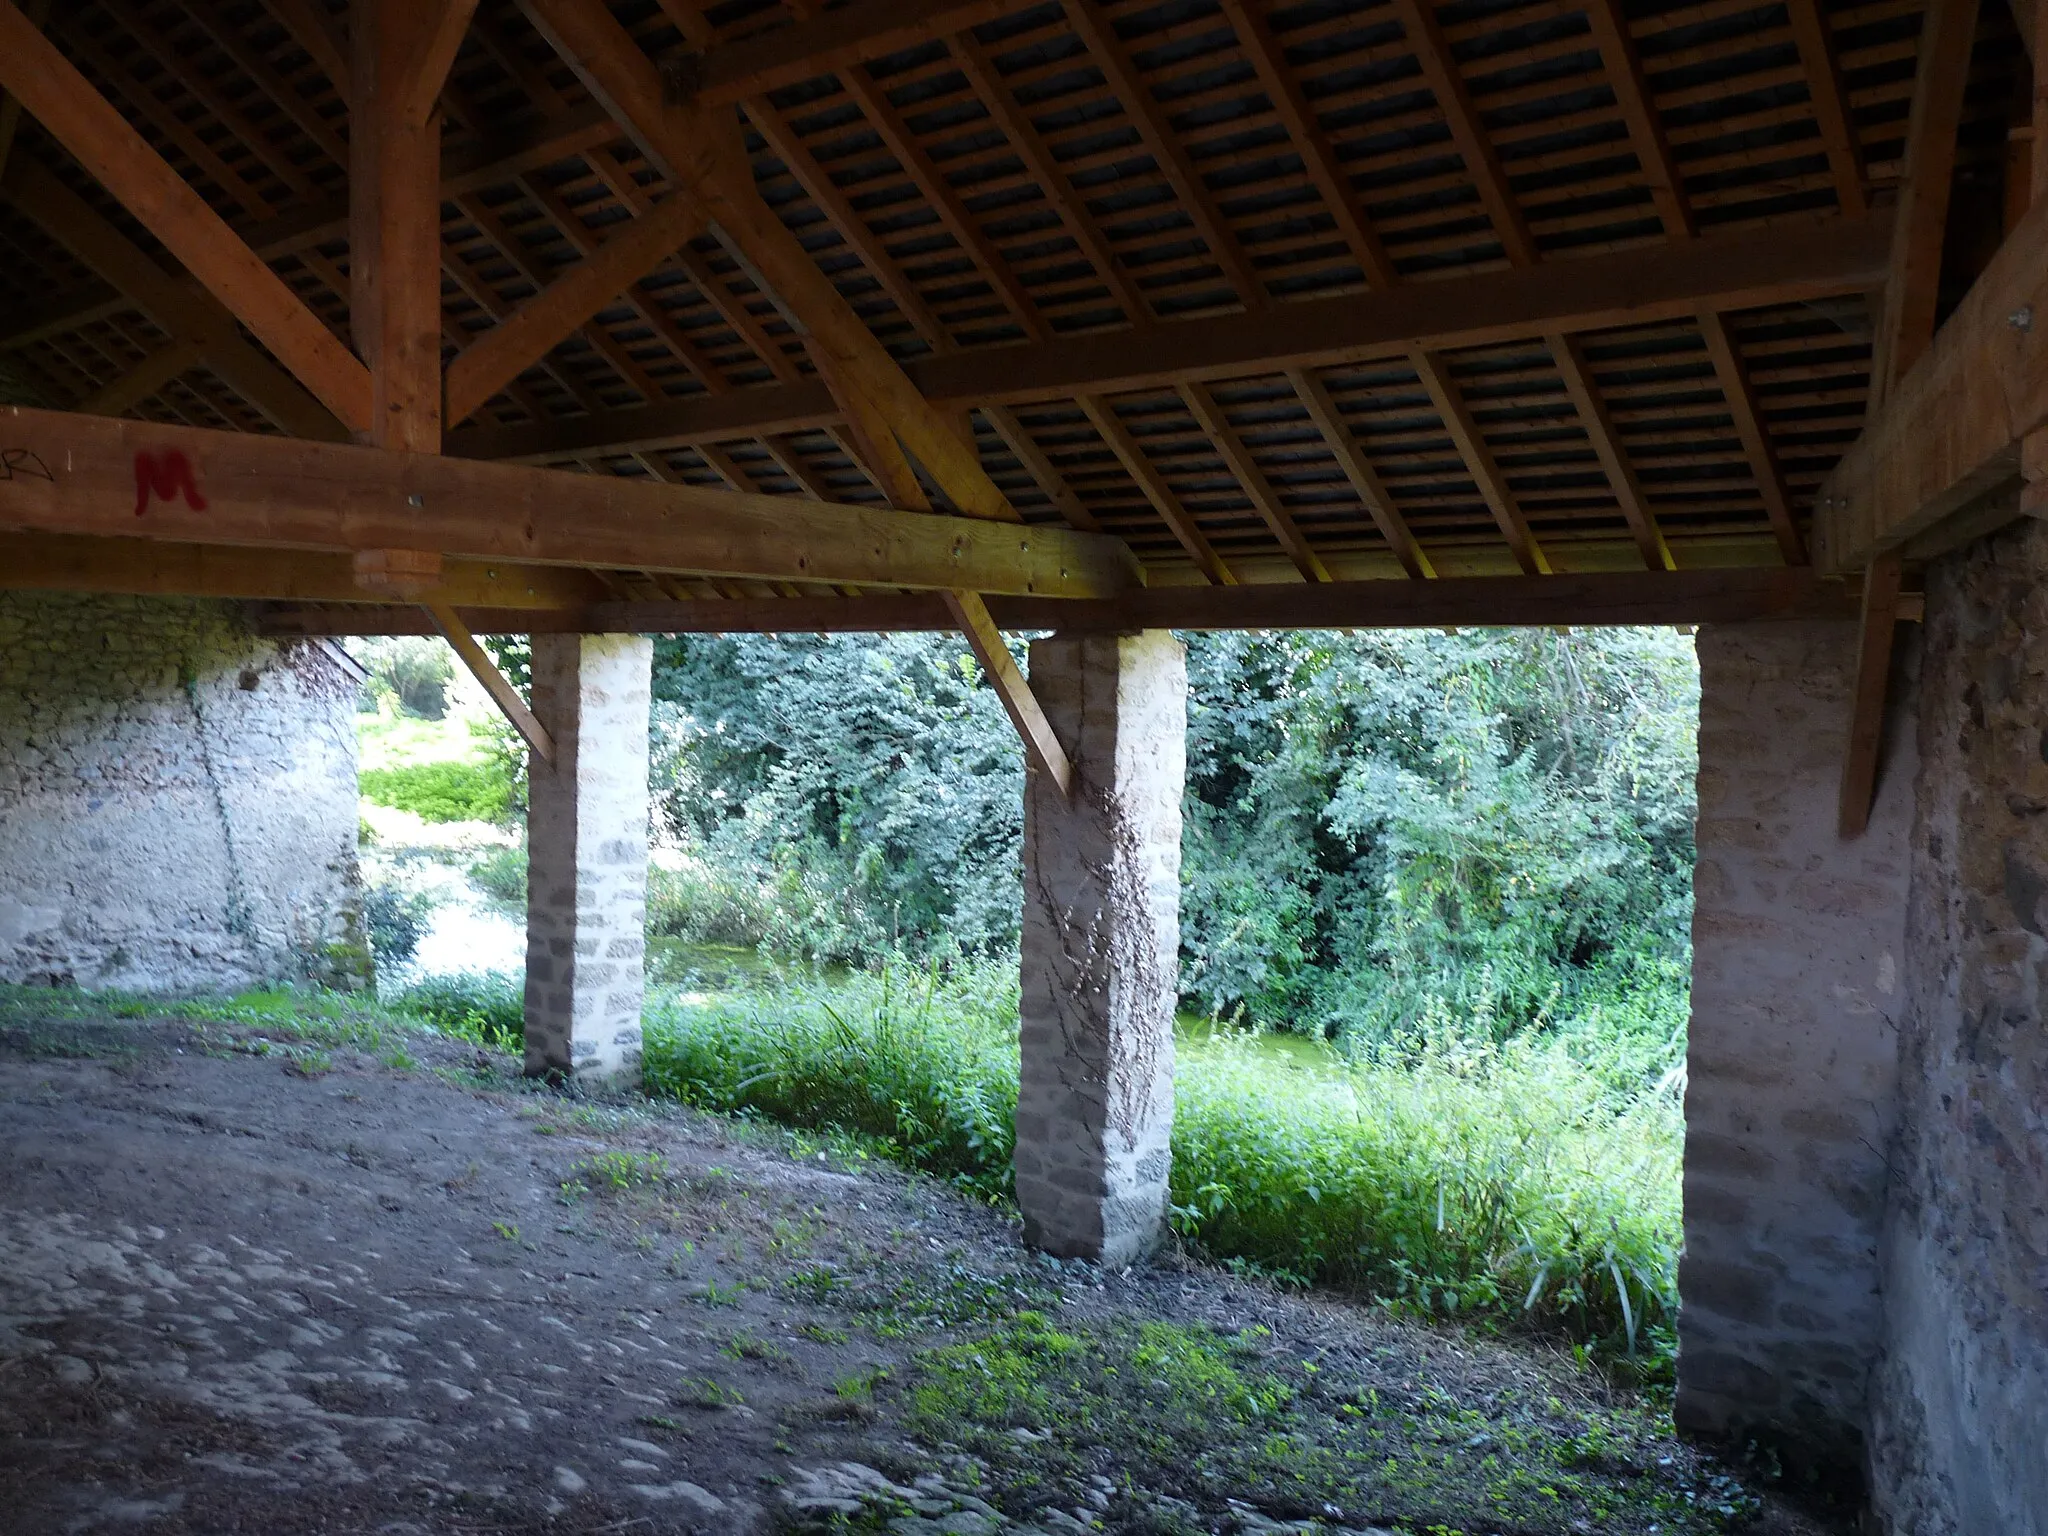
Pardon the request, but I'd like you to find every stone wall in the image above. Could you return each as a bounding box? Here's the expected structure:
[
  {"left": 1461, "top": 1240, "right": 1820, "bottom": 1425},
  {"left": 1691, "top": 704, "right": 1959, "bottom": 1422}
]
[
  {"left": 1680, "top": 621, "right": 1916, "bottom": 1471},
  {"left": 0, "top": 592, "right": 366, "bottom": 993},
  {"left": 1867, "top": 520, "right": 2048, "bottom": 1536}
]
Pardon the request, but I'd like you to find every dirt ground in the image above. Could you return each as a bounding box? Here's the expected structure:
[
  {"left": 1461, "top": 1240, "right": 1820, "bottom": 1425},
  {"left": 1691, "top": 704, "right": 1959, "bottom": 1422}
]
[{"left": 0, "top": 999, "right": 1846, "bottom": 1536}]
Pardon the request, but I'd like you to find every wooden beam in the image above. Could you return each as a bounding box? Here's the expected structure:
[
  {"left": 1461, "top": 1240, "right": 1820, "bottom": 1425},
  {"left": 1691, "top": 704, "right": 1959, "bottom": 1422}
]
[
  {"left": 982, "top": 404, "right": 1103, "bottom": 532},
  {"left": 448, "top": 211, "right": 1894, "bottom": 462},
  {"left": 1217, "top": 0, "right": 1395, "bottom": 288},
  {"left": 0, "top": 0, "right": 49, "bottom": 187},
  {"left": 1838, "top": 552, "right": 1903, "bottom": 837},
  {"left": 1549, "top": 333, "right": 1674, "bottom": 571},
  {"left": 516, "top": 0, "right": 1016, "bottom": 524},
  {"left": 1080, "top": 394, "right": 1235, "bottom": 584},
  {"left": 0, "top": 103, "right": 626, "bottom": 355},
  {"left": 2, "top": 158, "right": 347, "bottom": 441},
  {"left": 257, "top": 567, "right": 1860, "bottom": 637},
  {"left": 1872, "top": 0, "right": 1981, "bottom": 404},
  {"left": 1287, "top": 368, "right": 1432, "bottom": 579},
  {"left": 1785, "top": 0, "right": 1868, "bottom": 219},
  {"left": 353, "top": 0, "right": 448, "bottom": 453},
  {"left": 1698, "top": 308, "right": 1805, "bottom": 564},
  {"left": 445, "top": 195, "right": 703, "bottom": 425},
  {"left": 0, "top": 530, "right": 609, "bottom": 606},
  {"left": 76, "top": 338, "right": 205, "bottom": 416},
  {"left": 1411, "top": 349, "right": 1548, "bottom": 575},
  {"left": 428, "top": 600, "right": 555, "bottom": 763},
  {"left": 679, "top": 0, "right": 1020, "bottom": 109},
  {"left": 264, "top": 0, "right": 351, "bottom": 97},
  {"left": 943, "top": 588, "right": 1070, "bottom": 794},
  {"left": 1063, "top": 0, "right": 1265, "bottom": 309},
  {"left": 1181, "top": 382, "right": 1329, "bottom": 581},
  {"left": 392, "top": 0, "right": 483, "bottom": 130},
  {"left": 1581, "top": 0, "right": 1690, "bottom": 237},
  {"left": 1389, "top": 0, "right": 1537, "bottom": 266},
  {"left": 0, "top": 405, "right": 1138, "bottom": 595},
  {"left": 1811, "top": 187, "right": 2048, "bottom": 572},
  {"left": 0, "top": 0, "right": 373, "bottom": 432}
]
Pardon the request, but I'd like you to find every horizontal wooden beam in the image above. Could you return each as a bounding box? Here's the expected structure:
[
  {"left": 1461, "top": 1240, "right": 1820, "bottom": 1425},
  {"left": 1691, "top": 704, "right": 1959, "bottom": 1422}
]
[
  {"left": 676, "top": 0, "right": 1020, "bottom": 108},
  {"left": 256, "top": 567, "right": 1856, "bottom": 636},
  {"left": 1812, "top": 192, "right": 2048, "bottom": 573},
  {"left": 0, "top": 530, "right": 609, "bottom": 606},
  {"left": 0, "top": 405, "right": 1139, "bottom": 595},
  {"left": 449, "top": 211, "right": 1893, "bottom": 463}
]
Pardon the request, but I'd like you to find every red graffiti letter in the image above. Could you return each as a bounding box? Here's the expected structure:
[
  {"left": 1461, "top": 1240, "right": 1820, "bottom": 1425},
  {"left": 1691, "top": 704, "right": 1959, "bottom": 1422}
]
[{"left": 133, "top": 448, "right": 207, "bottom": 517}]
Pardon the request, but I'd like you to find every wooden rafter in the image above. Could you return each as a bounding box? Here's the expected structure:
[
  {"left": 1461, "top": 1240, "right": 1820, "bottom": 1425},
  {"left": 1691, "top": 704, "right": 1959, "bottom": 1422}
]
[
  {"left": 0, "top": 0, "right": 372, "bottom": 430},
  {"left": 1784, "top": 0, "right": 1869, "bottom": 219},
  {"left": 1215, "top": 0, "right": 1396, "bottom": 290},
  {"left": 1581, "top": 0, "right": 1691, "bottom": 239},
  {"left": 1060, "top": 0, "right": 1266, "bottom": 310},
  {"left": 1549, "top": 333, "right": 1674, "bottom": 572},
  {"left": 1698, "top": 308, "right": 1805, "bottom": 565},
  {"left": 2, "top": 157, "right": 343, "bottom": 439},
  {"left": 1286, "top": 368, "right": 1433, "bottom": 580},
  {"left": 445, "top": 195, "right": 701, "bottom": 425},
  {"left": 1181, "top": 382, "right": 1329, "bottom": 582},
  {"left": 1080, "top": 394, "right": 1235, "bottom": 584},
  {"left": 1410, "top": 349, "right": 1548, "bottom": 576}
]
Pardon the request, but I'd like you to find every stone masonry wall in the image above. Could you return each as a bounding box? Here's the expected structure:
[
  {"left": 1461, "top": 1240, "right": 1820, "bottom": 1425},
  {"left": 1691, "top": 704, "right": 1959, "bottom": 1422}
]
[
  {"left": 1867, "top": 520, "right": 2048, "bottom": 1536},
  {"left": 1016, "top": 630, "right": 1185, "bottom": 1267},
  {"left": 1680, "top": 621, "right": 1916, "bottom": 1471},
  {"left": 0, "top": 591, "right": 366, "bottom": 992}
]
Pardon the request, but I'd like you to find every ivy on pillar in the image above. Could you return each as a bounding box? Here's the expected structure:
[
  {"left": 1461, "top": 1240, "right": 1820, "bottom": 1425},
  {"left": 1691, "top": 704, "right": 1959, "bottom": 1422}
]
[{"left": 1015, "top": 630, "right": 1186, "bottom": 1265}]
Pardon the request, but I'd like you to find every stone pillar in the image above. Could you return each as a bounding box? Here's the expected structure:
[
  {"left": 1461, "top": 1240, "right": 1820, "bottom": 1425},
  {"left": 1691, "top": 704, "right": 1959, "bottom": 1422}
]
[
  {"left": 524, "top": 633, "right": 652, "bottom": 1086},
  {"left": 1679, "top": 621, "right": 1915, "bottom": 1473},
  {"left": 1015, "top": 630, "right": 1185, "bottom": 1266},
  {"left": 1867, "top": 520, "right": 2048, "bottom": 1536}
]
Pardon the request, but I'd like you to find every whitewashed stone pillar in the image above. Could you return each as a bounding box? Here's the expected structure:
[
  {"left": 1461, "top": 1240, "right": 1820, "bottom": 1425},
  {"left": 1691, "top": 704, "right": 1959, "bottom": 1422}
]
[
  {"left": 1016, "top": 630, "right": 1185, "bottom": 1265},
  {"left": 524, "top": 633, "right": 652, "bottom": 1086}
]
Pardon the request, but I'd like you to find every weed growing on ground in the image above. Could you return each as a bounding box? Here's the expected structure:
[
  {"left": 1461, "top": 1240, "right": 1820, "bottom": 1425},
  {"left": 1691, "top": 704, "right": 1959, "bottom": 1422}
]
[{"left": 897, "top": 1312, "right": 1748, "bottom": 1534}]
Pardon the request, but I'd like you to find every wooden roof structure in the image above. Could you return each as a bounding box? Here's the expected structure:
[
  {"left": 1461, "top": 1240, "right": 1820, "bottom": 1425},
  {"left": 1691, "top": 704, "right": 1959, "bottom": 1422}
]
[{"left": 1, "top": 0, "right": 2045, "bottom": 797}]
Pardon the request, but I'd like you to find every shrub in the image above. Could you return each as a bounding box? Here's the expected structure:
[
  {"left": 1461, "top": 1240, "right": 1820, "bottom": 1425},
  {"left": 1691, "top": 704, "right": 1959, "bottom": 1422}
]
[
  {"left": 363, "top": 880, "right": 436, "bottom": 967},
  {"left": 356, "top": 636, "right": 454, "bottom": 719},
  {"left": 360, "top": 759, "right": 514, "bottom": 823},
  {"left": 468, "top": 843, "right": 527, "bottom": 905},
  {"left": 391, "top": 970, "right": 522, "bottom": 1049},
  {"left": 645, "top": 859, "right": 770, "bottom": 948}
]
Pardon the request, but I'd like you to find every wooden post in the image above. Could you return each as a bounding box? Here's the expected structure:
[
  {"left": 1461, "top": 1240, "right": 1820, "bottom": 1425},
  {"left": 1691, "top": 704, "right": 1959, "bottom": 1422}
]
[{"left": 1839, "top": 552, "right": 1905, "bottom": 837}]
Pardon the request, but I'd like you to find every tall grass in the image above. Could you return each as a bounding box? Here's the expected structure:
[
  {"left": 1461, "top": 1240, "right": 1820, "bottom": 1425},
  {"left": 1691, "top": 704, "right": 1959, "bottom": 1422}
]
[{"left": 641, "top": 964, "right": 1682, "bottom": 1363}]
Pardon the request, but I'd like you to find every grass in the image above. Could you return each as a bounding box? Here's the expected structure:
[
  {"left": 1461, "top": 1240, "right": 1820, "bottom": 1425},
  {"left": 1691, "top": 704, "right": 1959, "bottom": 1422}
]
[
  {"left": 893, "top": 1311, "right": 1750, "bottom": 1535},
  {"left": 359, "top": 759, "right": 514, "bottom": 824},
  {"left": 642, "top": 962, "right": 1682, "bottom": 1372}
]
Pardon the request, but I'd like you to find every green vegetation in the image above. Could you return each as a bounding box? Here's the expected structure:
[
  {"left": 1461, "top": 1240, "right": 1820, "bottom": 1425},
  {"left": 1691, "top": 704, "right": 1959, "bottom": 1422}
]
[
  {"left": 644, "top": 628, "right": 1696, "bottom": 1040},
  {"left": 895, "top": 1311, "right": 1748, "bottom": 1534},
  {"left": 359, "top": 759, "right": 515, "bottom": 824},
  {"left": 642, "top": 962, "right": 1680, "bottom": 1368}
]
